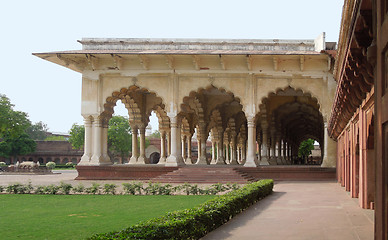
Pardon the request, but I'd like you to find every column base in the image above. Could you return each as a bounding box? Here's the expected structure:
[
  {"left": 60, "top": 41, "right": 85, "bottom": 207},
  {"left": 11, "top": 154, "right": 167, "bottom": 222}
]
[
  {"left": 259, "top": 156, "right": 270, "bottom": 165},
  {"left": 229, "top": 158, "right": 239, "bottom": 165},
  {"left": 137, "top": 156, "right": 146, "bottom": 164},
  {"left": 158, "top": 157, "right": 166, "bottom": 165},
  {"left": 276, "top": 157, "right": 283, "bottom": 165},
  {"left": 185, "top": 157, "right": 193, "bottom": 164},
  {"left": 129, "top": 156, "right": 138, "bottom": 164},
  {"left": 78, "top": 155, "right": 91, "bottom": 166},
  {"left": 268, "top": 157, "right": 278, "bottom": 165},
  {"left": 166, "top": 155, "right": 185, "bottom": 166},
  {"left": 244, "top": 156, "right": 258, "bottom": 167},
  {"left": 215, "top": 157, "right": 225, "bottom": 165},
  {"left": 321, "top": 156, "right": 336, "bottom": 167},
  {"left": 195, "top": 156, "right": 208, "bottom": 165},
  {"left": 89, "top": 155, "right": 112, "bottom": 166}
]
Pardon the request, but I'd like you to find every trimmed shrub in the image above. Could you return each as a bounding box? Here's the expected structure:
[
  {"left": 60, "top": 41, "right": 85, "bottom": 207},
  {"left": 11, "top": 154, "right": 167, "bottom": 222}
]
[
  {"left": 59, "top": 182, "right": 73, "bottom": 195},
  {"left": 0, "top": 185, "right": 4, "bottom": 193},
  {"left": 0, "top": 162, "right": 6, "bottom": 166},
  {"left": 88, "top": 179, "right": 274, "bottom": 240},
  {"left": 103, "top": 184, "right": 117, "bottom": 195},
  {"left": 122, "top": 183, "right": 136, "bottom": 195},
  {"left": 46, "top": 162, "right": 56, "bottom": 169},
  {"left": 73, "top": 184, "right": 85, "bottom": 194}
]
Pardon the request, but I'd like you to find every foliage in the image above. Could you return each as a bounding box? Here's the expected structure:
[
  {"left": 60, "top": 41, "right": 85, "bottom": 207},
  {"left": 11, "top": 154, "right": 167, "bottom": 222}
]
[
  {"left": 6, "top": 182, "right": 34, "bottom": 194},
  {"left": 85, "top": 183, "right": 101, "bottom": 195},
  {"left": 59, "top": 182, "right": 73, "bottom": 195},
  {"left": 68, "top": 124, "right": 85, "bottom": 150},
  {"left": 43, "top": 184, "right": 60, "bottom": 195},
  {"left": 73, "top": 184, "right": 85, "bottom": 194},
  {"left": 46, "top": 161, "right": 56, "bottom": 169},
  {"left": 45, "top": 135, "right": 67, "bottom": 141},
  {"left": 149, "top": 130, "right": 161, "bottom": 138},
  {"left": 0, "top": 194, "right": 213, "bottom": 240},
  {"left": 0, "top": 133, "right": 36, "bottom": 158},
  {"left": 108, "top": 116, "right": 132, "bottom": 162},
  {"left": 26, "top": 121, "right": 48, "bottom": 140},
  {"left": 65, "top": 162, "right": 74, "bottom": 166},
  {"left": 68, "top": 116, "right": 133, "bottom": 163},
  {"left": 298, "top": 138, "right": 315, "bottom": 158},
  {"left": 0, "top": 185, "right": 3, "bottom": 193},
  {"left": 0, "top": 94, "right": 31, "bottom": 138},
  {"left": 0, "top": 94, "right": 36, "bottom": 158},
  {"left": 103, "top": 184, "right": 117, "bottom": 195},
  {"left": 89, "top": 179, "right": 274, "bottom": 240},
  {"left": 0, "top": 161, "right": 6, "bottom": 166}
]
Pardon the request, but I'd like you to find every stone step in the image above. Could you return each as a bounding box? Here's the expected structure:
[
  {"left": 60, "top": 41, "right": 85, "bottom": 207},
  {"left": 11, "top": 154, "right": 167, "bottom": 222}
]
[{"left": 151, "top": 167, "right": 255, "bottom": 183}]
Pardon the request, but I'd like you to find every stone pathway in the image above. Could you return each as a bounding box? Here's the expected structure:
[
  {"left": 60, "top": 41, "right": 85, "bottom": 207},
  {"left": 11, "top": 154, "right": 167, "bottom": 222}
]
[{"left": 202, "top": 181, "right": 374, "bottom": 240}]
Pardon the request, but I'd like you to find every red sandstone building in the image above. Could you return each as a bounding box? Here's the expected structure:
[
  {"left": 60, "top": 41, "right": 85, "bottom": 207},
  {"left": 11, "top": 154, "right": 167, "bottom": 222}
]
[{"left": 329, "top": 0, "right": 388, "bottom": 238}]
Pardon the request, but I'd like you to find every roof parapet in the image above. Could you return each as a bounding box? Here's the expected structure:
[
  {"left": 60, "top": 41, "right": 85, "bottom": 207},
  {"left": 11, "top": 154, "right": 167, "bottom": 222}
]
[{"left": 78, "top": 37, "right": 323, "bottom": 53}]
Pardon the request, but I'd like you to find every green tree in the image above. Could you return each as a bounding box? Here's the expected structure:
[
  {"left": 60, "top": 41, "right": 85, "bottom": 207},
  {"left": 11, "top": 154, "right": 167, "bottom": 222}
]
[
  {"left": 0, "top": 133, "right": 36, "bottom": 159},
  {"left": 149, "top": 130, "right": 161, "bottom": 138},
  {"left": 0, "top": 94, "right": 31, "bottom": 138},
  {"left": 108, "top": 116, "right": 132, "bottom": 162},
  {"left": 0, "top": 94, "right": 36, "bottom": 159},
  {"left": 26, "top": 121, "right": 49, "bottom": 140},
  {"left": 68, "top": 116, "right": 134, "bottom": 163},
  {"left": 68, "top": 124, "right": 85, "bottom": 150},
  {"left": 298, "top": 138, "right": 315, "bottom": 159}
]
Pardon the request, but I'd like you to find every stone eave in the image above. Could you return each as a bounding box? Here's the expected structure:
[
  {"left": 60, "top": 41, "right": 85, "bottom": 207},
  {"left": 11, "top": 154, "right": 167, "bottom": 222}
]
[
  {"left": 33, "top": 51, "right": 327, "bottom": 73},
  {"left": 328, "top": 0, "right": 374, "bottom": 140}
]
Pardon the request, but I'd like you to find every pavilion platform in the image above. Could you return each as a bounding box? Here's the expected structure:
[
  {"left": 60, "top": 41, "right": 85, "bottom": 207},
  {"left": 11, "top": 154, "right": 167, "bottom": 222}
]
[{"left": 75, "top": 165, "right": 336, "bottom": 183}]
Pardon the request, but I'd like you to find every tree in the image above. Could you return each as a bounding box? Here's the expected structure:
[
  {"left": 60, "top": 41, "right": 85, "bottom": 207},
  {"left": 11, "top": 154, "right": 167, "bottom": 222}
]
[
  {"left": 298, "top": 138, "right": 315, "bottom": 159},
  {"left": 68, "top": 116, "right": 133, "bottom": 163},
  {"left": 0, "top": 133, "right": 36, "bottom": 159},
  {"left": 149, "top": 130, "right": 161, "bottom": 138},
  {"left": 0, "top": 94, "right": 31, "bottom": 138},
  {"left": 108, "top": 116, "right": 132, "bottom": 163},
  {"left": 0, "top": 94, "right": 36, "bottom": 159},
  {"left": 68, "top": 124, "right": 85, "bottom": 150},
  {"left": 26, "top": 121, "right": 49, "bottom": 140}
]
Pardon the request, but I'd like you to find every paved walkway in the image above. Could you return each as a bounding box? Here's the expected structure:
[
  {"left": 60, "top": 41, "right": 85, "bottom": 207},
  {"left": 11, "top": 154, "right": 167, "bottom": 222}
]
[
  {"left": 0, "top": 172, "right": 374, "bottom": 239},
  {"left": 203, "top": 181, "right": 374, "bottom": 240}
]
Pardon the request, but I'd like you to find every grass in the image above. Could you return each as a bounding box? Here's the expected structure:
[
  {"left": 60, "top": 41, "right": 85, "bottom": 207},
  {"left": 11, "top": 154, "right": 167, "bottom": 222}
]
[{"left": 0, "top": 194, "right": 215, "bottom": 240}]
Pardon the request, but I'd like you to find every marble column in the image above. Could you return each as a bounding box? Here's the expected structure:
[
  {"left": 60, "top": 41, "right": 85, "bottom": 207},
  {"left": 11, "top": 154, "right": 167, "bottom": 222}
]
[
  {"left": 101, "top": 123, "right": 111, "bottom": 164},
  {"left": 211, "top": 141, "right": 216, "bottom": 164},
  {"left": 244, "top": 117, "right": 258, "bottom": 167},
  {"left": 270, "top": 129, "right": 277, "bottom": 165},
  {"left": 230, "top": 138, "right": 238, "bottom": 165},
  {"left": 216, "top": 134, "right": 225, "bottom": 165},
  {"left": 90, "top": 116, "right": 103, "bottom": 165},
  {"left": 137, "top": 127, "right": 146, "bottom": 164},
  {"left": 225, "top": 142, "right": 230, "bottom": 164},
  {"left": 186, "top": 135, "right": 192, "bottom": 164},
  {"left": 166, "top": 116, "right": 184, "bottom": 166},
  {"left": 158, "top": 131, "right": 167, "bottom": 164},
  {"left": 181, "top": 135, "right": 187, "bottom": 161},
  {"left": 196, "top": 124, "right": 208, "bottom": 165},
  {"left": 79, "top": 117, "right": 92, "bottom": 165},
  {"left": 321, "top": 121, "right": 337, "bottom": 167},
  {"left": 260, "top": 122, "right": 270, "bottom": 165},
  {"left": 242, "top": 143, "right": 247, "bottom": 164},
  {"left": 129, "top": 126, "right": 138, "bottom": 164},
  {"left": 276, "top": 135, "right": 283, "bottom": 165}
]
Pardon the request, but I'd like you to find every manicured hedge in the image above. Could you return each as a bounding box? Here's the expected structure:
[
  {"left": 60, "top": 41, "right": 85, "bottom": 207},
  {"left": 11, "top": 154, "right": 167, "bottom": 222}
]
[{"left": 89, "top": 179, "right": 273, "bottom": 240}]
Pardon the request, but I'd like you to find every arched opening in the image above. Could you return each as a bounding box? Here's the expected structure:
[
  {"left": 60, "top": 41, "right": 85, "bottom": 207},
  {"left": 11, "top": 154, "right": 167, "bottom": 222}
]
[
  {"left": 256, "top": 86, "right": 324, "bottom": 165},
  {"left": 102, "top": 85, "right": 167, "bottom": 165},
  {"left": 180, "top": 85, "right": 246, "bottom": 165}
]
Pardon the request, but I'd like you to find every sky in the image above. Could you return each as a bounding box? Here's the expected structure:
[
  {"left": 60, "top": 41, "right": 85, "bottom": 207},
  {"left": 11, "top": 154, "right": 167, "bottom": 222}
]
[{"left": 0, "top": 0, "right": 344, "bottom": 133}]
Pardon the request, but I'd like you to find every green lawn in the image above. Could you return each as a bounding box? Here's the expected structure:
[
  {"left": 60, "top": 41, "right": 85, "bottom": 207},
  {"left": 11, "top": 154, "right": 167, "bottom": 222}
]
[{"left": 0, "top": 194, "right": 215, "bottom": 240}]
